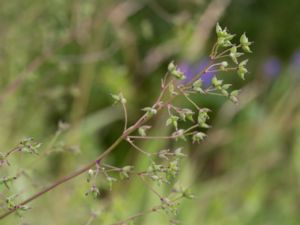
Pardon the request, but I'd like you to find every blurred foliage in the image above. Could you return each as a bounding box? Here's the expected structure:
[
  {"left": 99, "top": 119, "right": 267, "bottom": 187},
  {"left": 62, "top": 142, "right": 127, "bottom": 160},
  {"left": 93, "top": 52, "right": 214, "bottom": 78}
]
[{"left": 1, "top": 0, "right": 300, "bottom": 224}]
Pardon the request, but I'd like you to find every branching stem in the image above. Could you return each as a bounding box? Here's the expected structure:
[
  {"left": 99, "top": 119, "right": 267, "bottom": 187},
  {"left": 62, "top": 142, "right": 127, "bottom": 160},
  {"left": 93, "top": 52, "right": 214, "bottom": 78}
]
[{"left": 0, "top": 74, "right": 174, "bottom": 220}]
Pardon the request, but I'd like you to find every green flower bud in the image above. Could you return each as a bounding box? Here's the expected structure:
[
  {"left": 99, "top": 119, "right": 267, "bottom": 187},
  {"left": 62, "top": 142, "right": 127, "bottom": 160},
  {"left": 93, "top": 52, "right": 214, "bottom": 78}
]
[
  {"left": 230, "top": 90, "right": 240, "bottom": 103},
  {"left": 0, "top": 176, "right": 17, "bottom": 189},
  {"left": 172, "top": 129, "right": 186, "bottom": 141},
  {"left": 216, "top": 23, "right": 223, "bottom": 36},
  {"left": 242, "top": 45, "right": 252, "bottom": 53},
  {"left": 85, "top": 185, "right": 100, "bottom": 198},
  {"left": 120, "top": 166, "right": 134, "bottom": 179},
  {"left": 166, "top": 160, "right": 179, "bottom": 179},
  {"left": 166, "top": 115, "right": 179, "bottom": 130},
  {"left": 240, "top": 33, "right": 252, "bottom": 53},
  {"left": 174, "top": 147, "right": 186, "bottom": 158},
  {"left": 142, "top": 107, "right": 157, "bottom": 118},
  {"left": 237, "top": 59, "right": 248, "bottom": 80},
  {"left": 192, "top": 132, "right": 206, "bottom": 143},
  {"left": 212, "top": 76, "right": 223, "bottom": 87},
  {"left": 19, "top": 205, "right": 31, "bottom": 211},
  {"left": 167, "top": 61, "right": 186, "bottom": 80},
  {"left": 18, "top": 138, "right": 41, "bottom": 155},
  {"left": 240, "top": 33, "right": 249, "bottom": 45},
  {"left": 158, "top": 149, "right": 170, "bottom": 160},
  {"left": 182, "top": 189, "right": 195, "bottom": 199},
  {"left": 229, "top": 46, "right": 243, "bottom": 64},
  {"left": 222, "top": 84, "right": 232, "bottom": 90},
  {"left": 221, "top": 89, "right": 229, "bottom": 97},
  {"left": 171, "top": 70, "right": 186, "bottom": 80},
  {"left": 169, "top": 83, "right": 178, "bottom": 95},
  {"left": 138, "top": 125, "right": 151, "bottom": 137},
  {"left": 197, "top": 108, "right": 211, "bottom": 128},
  {"left": 150, "top": 175, "right": 160, "bottom": 181},
  {"left": 168, "top": 61, "right": 176, "bottom": 72},
  {"left": 111, "top": 93, "right": 127, "bottom": 104},
  {"left": 106, "top": 176, "right": 117, "bottom": 191},
  {"left": 217, "top": 37, "right": 225, "bottom": 45},
  {"left": 192, "top": 80, "right": 204, "bottom": 93},
  {"left": 87, "top": 169, "right": 95, "bottom": 182},
  {"left": 215, "top": 23, "right": 235, "bottom": 47},
  {"left": 238, "top": 68, "right": 247, "bottom": 80},
  {"left": 220, "top": 61, "right": 229, "bottom": 71},
  {"left": 179, "top": 108, "right": 195, "bottom": 122},
  {"left": 58, "top": 121, "right": 70, "bottom": 132}
]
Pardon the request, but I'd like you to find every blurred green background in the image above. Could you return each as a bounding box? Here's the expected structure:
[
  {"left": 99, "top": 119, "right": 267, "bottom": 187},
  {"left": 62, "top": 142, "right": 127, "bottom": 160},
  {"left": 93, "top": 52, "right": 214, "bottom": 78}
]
[{"left": 1, "top": 0, "right": 300, "bottom": 224}]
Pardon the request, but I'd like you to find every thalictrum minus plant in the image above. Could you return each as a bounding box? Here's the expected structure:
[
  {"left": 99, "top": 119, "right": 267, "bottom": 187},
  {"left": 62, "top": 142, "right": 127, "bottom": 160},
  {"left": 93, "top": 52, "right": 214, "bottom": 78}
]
[{"left": 0, "top": 23, "right": 252, "bottom": 224}]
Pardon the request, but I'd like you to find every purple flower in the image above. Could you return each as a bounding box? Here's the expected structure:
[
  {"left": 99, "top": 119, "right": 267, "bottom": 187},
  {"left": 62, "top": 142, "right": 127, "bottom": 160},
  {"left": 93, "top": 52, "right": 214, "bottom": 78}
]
[
  {"left": 178, "top": 58, "right": 216, "bottom": 87},
  {"left": 263, "top": 57, "right": 281, "bottom": 78}
]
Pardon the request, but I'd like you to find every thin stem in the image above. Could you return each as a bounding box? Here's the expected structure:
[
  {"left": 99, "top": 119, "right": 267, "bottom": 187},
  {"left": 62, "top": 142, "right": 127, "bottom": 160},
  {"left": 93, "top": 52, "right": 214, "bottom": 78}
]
[
  {"left": 121, "top": 101, "right": 128, "bottom": 133},
  {"left": 84, "top": 212, "right": 98, "bottom": 225},
  {"left": 138, "top": 174, "right": 164, "bottom": 199},
  {"left": 184, "top": 124, "right": 199, "bottom": 134},
  {"left": 215, "top": 44, "right": 242, "bottom": 59},
  {"left": 210, "top": 43, "right": 218, "bottom": 58},
  {"left": 214, "top": 54, "right": 230, "bottom": 60},
  {"left": 205, "top": 62, "right": 223, "bottom": 72},
  {"left": 167, "top": 104, "right": 172, "bottom": 116},
  {"left": 0, "top": 77, "right": 176, "bottom": 220},
  {"left": 206, "top": 67, "right": 237, "bottom": 73},
  {"left": 102, "top": 163, "right": 121, "bottom": 170},
  {"left": 127, "top": 138, "right": 152, "bottom": 157},
  {"left": 161, "top": 72, "right": 169, "bottom": 89},
  {"left": 4, "top": 147, "right": 20, "bottom": 158},
  {"left": 179, "top": 89, "right": 200, "bottom": 110},
  {"left": 110, "top": 196, "right": 182, "bottom": 225},
  {"left": 0, "top": 135, "right": 122, "bottom": 219},
  {"left": 44, "top": 130, "right": 62, "bottom": 155},
  {"left": 206, "top": 92, "right": 224, "bottom": 96},
  {"left": 128, "top": 135, "right": 176, "bottom": 140}
]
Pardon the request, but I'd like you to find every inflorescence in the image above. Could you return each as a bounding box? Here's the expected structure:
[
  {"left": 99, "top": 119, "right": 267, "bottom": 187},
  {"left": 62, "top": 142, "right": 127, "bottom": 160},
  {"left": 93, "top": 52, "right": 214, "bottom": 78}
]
[{"left": 0, "top": 23, "right": 252, "bottom": 224}]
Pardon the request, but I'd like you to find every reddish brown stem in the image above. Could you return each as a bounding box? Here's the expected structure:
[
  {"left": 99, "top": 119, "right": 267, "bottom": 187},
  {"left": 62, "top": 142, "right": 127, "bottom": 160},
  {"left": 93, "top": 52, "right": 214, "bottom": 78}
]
[{"left": 0, "top": 78, "right": 172, "bottom": 220}]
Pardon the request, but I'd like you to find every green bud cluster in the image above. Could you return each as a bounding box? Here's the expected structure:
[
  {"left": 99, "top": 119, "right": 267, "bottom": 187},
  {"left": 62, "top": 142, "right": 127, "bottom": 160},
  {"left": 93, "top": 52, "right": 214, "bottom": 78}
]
[
  {"left": 172, "top": 129, "right": 187, "bottom": 141},
  {"left": 178, "top": 108, "right": 195, "bottom": 122},
  {"left": 211, "top": 76, "right": 241, "bottom": 103},
  {"left": 85, "top": 185, "right": 100, "bottom": 198},
  {"left": 5, "top": 195, "right": 30, "bottom": 217},
  {"left": 168, "top": 61, "right": 186, "bottom": 80},
  {"left": 79, "top": 23, "right": 253, "bottom": 224},
  {"left": 216, "top": 23, "right": 235, "bottom": 47},
  {"left": 111, "top": 92, "right": 127, "bottom": 104},
  {"left": 120, "top": 166, "right": 134, "bottom": 179},
  {"left": 161, "top": 197, "right": 180, "bottom": 216},
  {"left": 229, "top": 90, "right": 240, "bottom": 103},
  {"left": 0, "top": 152, "right": 9, "bottom": 167},
  {"left": 197, "top": 108, "right": 211, "bottom": 128},
  {"left": 240, "top": 33, "right": 252, "bottom": 53},
  {"left": 18, "top": 137, "right": 41, "bottom": 155},
  {"left": 0, "top": 176, "right": 17, "bottom": 189},
  {"left": 142, "top": 107, "right": 157, "bottom": 118},
  {"left": 212, "top": 76, "right": 232, "bottom": 97}
]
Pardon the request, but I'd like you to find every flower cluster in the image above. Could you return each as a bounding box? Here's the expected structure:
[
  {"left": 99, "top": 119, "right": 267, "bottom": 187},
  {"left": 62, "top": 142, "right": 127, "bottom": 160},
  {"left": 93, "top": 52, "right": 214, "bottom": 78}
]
[{"left": 89, "top": 23, "right": 252, "bottom": 224}]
